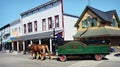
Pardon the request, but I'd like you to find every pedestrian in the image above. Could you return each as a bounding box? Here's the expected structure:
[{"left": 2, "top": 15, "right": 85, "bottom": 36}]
[{"left": 56, "top": 33, "right": 64, "bottom": 46}]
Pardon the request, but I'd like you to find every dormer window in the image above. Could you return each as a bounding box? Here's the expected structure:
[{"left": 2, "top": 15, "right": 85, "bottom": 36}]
[
  {"left": 91, "top": 18, "right": 97, "bottom": 27},
  {"left": 82, "top": 17, "right": 97, "bottom": 28},
  {"left": 82, "top": 20, "right": 88, "bottom": 28},
  {"left": 111, "top": 19, "right": 117, "bottom": 27}
]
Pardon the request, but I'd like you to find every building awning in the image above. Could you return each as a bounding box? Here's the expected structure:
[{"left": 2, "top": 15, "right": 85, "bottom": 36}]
[
  {"left": 3, "top": 39, "right": 12, "bottom": 43},
  {"left": 13, "top": 29, "right": 63, "bottom": 41},
  {"left": 74, "top": 30, "right": 87, "bottom": 38},
  {"left": 74, "top": 27, "right": 120, "bottom": 38}
]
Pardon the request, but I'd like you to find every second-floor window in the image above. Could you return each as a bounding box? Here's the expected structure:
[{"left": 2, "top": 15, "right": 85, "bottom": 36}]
[
  {"left": 91, "top": 18, "right": 97, "bottom": 27},
  {"left": 24, "top": 24, "right": 26, "bottom": 33},
  {"left": 3, "top": 33, "right": 10, "bottom": 39},
  {"left": 55, "top": 15, "right": 59, "bottom": 28},
  {"left": 111, "top": 19, "right": 117, "bottom": 27},
  {"left": 28, "top": 22, "right": 32, "bottom": 33},
  {"left": 48, "top": 17, "right": 53, "bottom": 29},
  {"left": 82, "top": 20, "right": 88, "bottom": 28},
  {"left": 42, "top": 19, "right": 46, "bottom": 31},
  {"left": 34, "top": 21, "right": 37, "bottom": 32},
  {"left": 19, "top": 27, "right": 21, "bottom": 33},
  {"left": 82, "top": 16, "right": 97, "bottom": 28}
]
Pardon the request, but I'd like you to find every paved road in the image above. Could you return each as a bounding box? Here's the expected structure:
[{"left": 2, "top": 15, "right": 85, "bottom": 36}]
[
  {"left": 0, "top": 52, "right": 78, "bottom": 67},
  {"left": 0, "top": 52, "right": 120, "bottom": 67}
]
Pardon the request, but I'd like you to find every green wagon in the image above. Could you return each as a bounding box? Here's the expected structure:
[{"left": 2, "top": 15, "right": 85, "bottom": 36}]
[{"left": 57, "top": 41, "right": 110, "bottom": 62}]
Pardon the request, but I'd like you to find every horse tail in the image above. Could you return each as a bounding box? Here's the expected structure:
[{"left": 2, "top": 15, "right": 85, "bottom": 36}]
[
  {"left": 44, "top": 44, "right": 51, "bottom": 59},
  {"left": 45, "top": 45, "right": 50, "bottom": 53}
]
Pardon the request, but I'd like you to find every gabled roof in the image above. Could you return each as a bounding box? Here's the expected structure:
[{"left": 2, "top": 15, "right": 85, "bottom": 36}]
[
  {"left": 10, "top": 19, "right": 21, "bottom": 26},
  {"left": 75, "top": 6, "right": 120, "bottom": 27},
  {"left": 63, "top": 13, "right": 79, "bottom": 18},
  {"left": 0, "top": 24, "right": 10, "bottom": 31}
]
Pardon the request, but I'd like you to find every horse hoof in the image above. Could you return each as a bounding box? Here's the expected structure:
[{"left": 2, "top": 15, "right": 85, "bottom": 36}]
[
  {"left": 29, "top": 57, "right": 33, "bottom": 60},
  {"left": 48, "top": 57, "right": 51, "bottom": 59},
  {"left": 31, "top": 58, "right": 34, "bottom": 60}
]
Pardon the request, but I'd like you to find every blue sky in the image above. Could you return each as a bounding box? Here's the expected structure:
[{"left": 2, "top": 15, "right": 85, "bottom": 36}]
[{"left": 0, "top": 0, "right": 120, "bottom": 28}]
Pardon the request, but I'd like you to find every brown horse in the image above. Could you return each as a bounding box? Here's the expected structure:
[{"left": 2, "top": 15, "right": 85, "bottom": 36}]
[
  {"left": 42, "top": 44, "right": 51, "bottom": 59},
  {"left": 28, "top": 44, "right": 43, "bottom": 60},
  {"left": 28, "top": 44, "right": 51, "bottom": 60}
]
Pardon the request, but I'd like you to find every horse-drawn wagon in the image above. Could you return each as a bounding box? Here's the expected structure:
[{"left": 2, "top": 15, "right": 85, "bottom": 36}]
[{"left": 57, "top": 41, "right": 110, "bottom": 62}]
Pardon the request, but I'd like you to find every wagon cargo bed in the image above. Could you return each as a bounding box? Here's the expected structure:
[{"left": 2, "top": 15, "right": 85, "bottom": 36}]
[{"left": 57, "top": 41, "right": 110, "bottom": 61}]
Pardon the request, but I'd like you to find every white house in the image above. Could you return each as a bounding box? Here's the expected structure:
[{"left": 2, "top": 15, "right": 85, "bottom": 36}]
[
  {"left": 0, "top": 0, "right": 79, "bottom": 53},
  {"left": 10, "top": 19, "right": 22, "bottom": 38},
  {"left": 63, "top": 14, "right": 79, "bottom": 40},
  {"left": 0, "top": 24, "right": 11, "bottom": 52},
  {"left": 10, "top": 19, "right": 22, "bottom": 52}
]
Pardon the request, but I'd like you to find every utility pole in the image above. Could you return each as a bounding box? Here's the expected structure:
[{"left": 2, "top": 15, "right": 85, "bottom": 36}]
[
  {"left": 53, "top": 28, "right": 55, "bottom": 42},
  {"left": 88, "top": 0, "right": 91, "bottom": 6},
  {"left": 53, "top": 28, "right": 56, "bottom": 54}
]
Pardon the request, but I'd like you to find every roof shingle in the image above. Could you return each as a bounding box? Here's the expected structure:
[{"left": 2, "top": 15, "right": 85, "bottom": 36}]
[{"left": 75, "top": 6, "right": 119, "bottom": 27}]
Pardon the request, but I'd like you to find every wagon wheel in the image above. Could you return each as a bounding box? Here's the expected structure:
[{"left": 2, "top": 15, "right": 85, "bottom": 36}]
[
  {"left": 95, "top": 54, "right": 102, "bottom": 61},
  {"left": 59, "top": 55, "right": 67, "bottom": 62}
]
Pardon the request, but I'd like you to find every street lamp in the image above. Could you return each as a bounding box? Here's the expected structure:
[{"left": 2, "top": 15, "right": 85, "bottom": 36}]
[
  {"left": 53, "top": 28, "right": 55, "bottom": 43},
  {"left": 53, "top": 27, "right": 58, "bottom": 54}
]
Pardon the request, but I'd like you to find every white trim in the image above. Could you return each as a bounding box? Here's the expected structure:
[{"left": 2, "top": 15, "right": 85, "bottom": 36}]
[
  {"left": 50, "top": 38, "right": 52, "bottom": 54},
  {"left": 30, "top": 40, "right": 32, "bottom": 44},
  {"left": 17, "top": 41, "right": 19, "bottom": 52},
  {"left": 23, "top": 41, "right": 25, "bottom": 51},
  {"left": 39, "top": 39, "right": 41, "bottom": 44}
]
